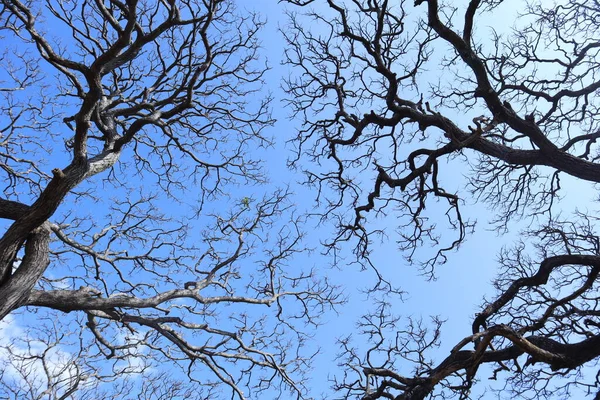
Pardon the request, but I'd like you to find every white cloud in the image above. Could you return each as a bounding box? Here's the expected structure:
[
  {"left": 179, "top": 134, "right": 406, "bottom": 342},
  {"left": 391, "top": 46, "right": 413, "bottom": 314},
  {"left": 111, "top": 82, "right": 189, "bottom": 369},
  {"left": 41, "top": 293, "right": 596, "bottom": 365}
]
[{"left": 0, "top": 315, "right": 82, "bottom": 398}]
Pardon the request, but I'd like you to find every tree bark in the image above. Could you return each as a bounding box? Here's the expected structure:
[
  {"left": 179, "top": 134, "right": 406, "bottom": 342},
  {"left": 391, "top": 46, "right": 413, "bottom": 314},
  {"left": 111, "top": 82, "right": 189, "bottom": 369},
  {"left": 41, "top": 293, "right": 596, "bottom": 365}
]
[{"left": 0, "top": 222, "right": 50, "bottom": 319}]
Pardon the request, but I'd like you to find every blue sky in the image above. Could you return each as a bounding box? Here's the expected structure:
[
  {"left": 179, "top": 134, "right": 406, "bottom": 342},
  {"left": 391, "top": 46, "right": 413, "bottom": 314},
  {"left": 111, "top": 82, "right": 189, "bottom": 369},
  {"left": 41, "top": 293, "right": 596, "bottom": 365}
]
[
  {"left": 1, "top": 0, "right": 599, "bottom": 399},
  {"left": 250, "top": 0, "right": 600, "bottom": 396}
]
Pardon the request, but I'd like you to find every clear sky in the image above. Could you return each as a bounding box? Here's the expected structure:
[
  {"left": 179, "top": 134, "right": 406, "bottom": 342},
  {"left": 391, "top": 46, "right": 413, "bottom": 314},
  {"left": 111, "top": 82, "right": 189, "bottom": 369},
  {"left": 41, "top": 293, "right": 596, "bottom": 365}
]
[
  {"left": 250, "top": 0, "right": 599, "bottom": 397},
  {"left": 1, "top": 0, "right": 598, "bottom": 399}
]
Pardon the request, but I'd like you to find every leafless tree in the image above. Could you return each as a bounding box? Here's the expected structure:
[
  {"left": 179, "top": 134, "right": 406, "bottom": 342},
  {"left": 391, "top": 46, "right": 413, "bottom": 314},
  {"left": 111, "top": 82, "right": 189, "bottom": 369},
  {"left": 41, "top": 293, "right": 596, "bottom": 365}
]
[
  {"left": 283, "top": 0, "right": 600, "bottom": 398},
  {"left": 0, "top": 1, "right": 339, "bottom": 398}
]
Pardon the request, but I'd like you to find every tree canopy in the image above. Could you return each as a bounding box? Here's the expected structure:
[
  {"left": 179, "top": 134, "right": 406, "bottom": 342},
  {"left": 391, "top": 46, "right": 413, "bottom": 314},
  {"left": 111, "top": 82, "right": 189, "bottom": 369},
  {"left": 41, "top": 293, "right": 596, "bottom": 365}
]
[
  {"left": 282, "top": 0, "right": 600, "bottom": 398},
  {"left": 0, "top": 1, "right": 338, "bottom": 398},
  {"left": 2, "top": 0, "right": 600, "bottom": 399}
]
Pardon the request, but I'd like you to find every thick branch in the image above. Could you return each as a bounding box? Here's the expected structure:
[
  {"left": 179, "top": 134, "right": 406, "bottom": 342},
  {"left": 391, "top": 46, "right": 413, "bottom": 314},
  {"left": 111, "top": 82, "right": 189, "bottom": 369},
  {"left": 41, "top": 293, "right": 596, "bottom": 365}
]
[{"left": 0, "top": 222, "right": 50, "bottom": 319}]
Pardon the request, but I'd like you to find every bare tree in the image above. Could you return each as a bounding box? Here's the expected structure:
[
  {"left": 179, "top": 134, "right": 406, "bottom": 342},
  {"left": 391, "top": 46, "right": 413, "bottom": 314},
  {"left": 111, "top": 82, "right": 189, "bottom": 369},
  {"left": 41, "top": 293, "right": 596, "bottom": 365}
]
[
  {"left": 0, "top": 1, "right": 339, "bottom": 398},
  {"left": 283, "top": 0, "right": 600, "bottom": 398}
]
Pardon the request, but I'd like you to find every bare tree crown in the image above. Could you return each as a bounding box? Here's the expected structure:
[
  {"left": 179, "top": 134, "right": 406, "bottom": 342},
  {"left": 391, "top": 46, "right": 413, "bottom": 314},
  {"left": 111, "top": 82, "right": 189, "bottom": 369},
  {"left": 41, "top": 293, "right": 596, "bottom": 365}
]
[
  {"left": 0, "top": 1, "right": 339, "bottom": 398},
  {"left": 3, "top": 0, "right": 600, "bottom": 398},
  {"left": 282, "top": 0, "right": 600, "bottom": 398}
]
